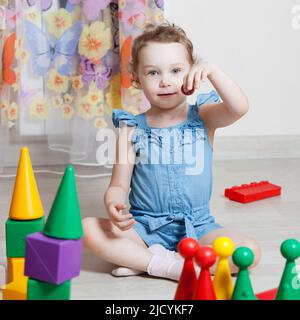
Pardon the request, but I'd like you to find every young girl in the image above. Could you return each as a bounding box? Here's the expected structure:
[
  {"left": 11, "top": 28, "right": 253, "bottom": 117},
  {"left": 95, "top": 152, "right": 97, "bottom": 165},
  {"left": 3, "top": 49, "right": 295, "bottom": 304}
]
[{"left": 82, "top": 23, "right": 261, "bottom": 281}]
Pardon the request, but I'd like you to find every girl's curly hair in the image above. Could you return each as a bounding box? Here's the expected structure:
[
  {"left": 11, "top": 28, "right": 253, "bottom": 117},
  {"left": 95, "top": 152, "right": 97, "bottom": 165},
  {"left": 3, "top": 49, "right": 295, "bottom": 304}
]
[{"left": 130, "top": 22, "right": 197, "bottom": 77}]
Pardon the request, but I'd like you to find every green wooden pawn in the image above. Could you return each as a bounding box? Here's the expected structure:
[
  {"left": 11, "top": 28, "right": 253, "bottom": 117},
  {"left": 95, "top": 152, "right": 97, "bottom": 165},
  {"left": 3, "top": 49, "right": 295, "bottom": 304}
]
[
  {"left": 276, "top": 239, "right": 300, "bottom": 300},
  {"left": 231, "top": 247, "right": 257, "bottom": 300}
]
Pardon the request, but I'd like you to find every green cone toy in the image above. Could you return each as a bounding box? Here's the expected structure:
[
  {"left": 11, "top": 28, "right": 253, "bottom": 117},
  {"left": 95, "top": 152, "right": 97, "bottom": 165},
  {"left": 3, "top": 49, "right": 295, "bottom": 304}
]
[{"left": 43, "top": 165, "right": 83, "bottom": 239}]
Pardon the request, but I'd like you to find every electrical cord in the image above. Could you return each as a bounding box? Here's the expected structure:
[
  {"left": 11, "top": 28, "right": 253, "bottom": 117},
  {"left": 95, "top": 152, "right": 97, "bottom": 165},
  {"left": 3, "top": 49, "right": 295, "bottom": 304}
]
[
  {"left": 0, "top": 161, "right": 113, "bottom": 179},
  {"left": 0, "top": 169, "right": 112, "bottom": 179}
]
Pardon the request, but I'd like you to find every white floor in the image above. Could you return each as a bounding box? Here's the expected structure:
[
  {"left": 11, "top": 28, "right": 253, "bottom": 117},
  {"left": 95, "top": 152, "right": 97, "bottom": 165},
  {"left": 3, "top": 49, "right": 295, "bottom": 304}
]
[{"left": 0, "top": 158, "right": 300, "bottom": 300}]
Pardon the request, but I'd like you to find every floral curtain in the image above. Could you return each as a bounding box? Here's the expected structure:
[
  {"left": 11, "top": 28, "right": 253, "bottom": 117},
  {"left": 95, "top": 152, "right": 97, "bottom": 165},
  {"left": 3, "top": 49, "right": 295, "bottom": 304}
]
[{"left": 0, "top": 0, "right": 164, "bottom": 170}]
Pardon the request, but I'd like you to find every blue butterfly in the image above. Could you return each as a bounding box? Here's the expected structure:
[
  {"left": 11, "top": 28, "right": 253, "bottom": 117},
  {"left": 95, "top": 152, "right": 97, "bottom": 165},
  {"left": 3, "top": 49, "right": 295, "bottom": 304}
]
[{"left": 24, "top": 20, "right": 83, "bottom": 76}]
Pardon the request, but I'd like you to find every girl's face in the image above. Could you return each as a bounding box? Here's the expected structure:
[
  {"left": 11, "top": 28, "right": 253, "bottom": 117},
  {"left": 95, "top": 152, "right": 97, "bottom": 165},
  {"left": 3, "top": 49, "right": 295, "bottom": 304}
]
[{"left": 135, "top": 42, "right": 192, "bottom": 110}]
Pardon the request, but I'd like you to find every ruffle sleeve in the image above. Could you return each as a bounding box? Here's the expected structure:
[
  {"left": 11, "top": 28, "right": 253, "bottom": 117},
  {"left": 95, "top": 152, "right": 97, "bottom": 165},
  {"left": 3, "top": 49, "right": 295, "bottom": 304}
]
[
  {"left": 112, "top": 109, "right": 137, "bottom": 128},
  {"left": 196, "top": 90, "right": 221, "bottom": 108}
]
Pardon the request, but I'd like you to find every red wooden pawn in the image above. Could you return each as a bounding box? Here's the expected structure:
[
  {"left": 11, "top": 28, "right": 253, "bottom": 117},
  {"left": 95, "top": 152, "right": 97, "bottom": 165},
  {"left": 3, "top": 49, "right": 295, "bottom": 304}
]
[
  {"left": 193, "top": 246, "right": 217, "bottom": 300},
  {"left": 174, "top": 238, "right": 200, "bottom": 300}
]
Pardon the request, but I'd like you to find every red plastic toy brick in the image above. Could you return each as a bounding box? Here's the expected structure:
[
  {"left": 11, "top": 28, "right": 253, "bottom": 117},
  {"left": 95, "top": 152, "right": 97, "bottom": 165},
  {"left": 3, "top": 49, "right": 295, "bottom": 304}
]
[{"left": 224, "top": 181, "right": 281, "bottom": 203}]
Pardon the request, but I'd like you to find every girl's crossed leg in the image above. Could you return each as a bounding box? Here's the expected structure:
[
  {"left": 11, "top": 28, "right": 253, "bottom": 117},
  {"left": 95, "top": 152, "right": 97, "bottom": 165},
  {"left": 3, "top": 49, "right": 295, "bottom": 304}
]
[
  {"left": 82, "top": 217, "right": 152, "bottom": 272},
  {"left": 82, "top": 218, "right": 261, "bottom": 280}
]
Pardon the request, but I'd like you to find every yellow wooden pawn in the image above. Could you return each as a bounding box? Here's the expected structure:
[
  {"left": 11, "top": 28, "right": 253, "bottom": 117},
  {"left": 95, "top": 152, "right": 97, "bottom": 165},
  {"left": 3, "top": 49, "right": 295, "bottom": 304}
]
[{"left": 213, "top": 236, "right": 235, "bottom": 300}]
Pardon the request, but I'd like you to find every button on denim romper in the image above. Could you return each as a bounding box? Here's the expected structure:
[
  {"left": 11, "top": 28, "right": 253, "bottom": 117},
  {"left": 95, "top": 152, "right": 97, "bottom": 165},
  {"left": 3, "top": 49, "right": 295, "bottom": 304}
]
[{"left": 112, "top": 91, "right": 223, "bottom": 251}]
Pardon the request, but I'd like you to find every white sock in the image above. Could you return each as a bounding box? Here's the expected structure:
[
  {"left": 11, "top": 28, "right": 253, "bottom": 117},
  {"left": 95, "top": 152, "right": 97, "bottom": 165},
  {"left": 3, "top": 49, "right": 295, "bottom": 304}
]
[
  {"left": 111, "top": 267, "right": 145, "bottom": 277},
  {"left": 146, "top": 254, "right": 185, "bottom": 281},
  {"left": 111, "top": 244, "right": 180, "bottom": 277},
  {"left": 148, "top": 244, "right": 180, "bottom": 259}
]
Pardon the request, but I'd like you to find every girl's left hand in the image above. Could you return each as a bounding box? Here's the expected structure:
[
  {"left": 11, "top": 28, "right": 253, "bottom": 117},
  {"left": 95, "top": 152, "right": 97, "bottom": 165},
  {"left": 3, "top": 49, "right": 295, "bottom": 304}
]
[{"left": 183, "top": 60, "right": 215, "bottom": 92}]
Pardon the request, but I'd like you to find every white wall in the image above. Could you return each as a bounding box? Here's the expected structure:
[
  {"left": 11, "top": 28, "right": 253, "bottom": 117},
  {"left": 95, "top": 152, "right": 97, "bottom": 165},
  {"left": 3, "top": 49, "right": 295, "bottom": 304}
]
[{"left": 165, "top": 0, "right": 300, "bottom": 136}]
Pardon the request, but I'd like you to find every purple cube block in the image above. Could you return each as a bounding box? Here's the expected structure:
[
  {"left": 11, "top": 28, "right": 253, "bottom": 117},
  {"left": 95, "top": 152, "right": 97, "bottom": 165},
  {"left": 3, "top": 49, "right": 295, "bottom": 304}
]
[{"left": 25, "top": 232, "right": 82, "bottom": 285}]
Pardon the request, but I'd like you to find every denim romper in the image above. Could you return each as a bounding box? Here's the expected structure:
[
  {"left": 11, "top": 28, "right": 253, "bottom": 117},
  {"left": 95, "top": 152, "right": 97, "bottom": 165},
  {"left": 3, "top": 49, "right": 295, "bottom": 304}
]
[{"left": 112, "top": 91, "right": 223, "bottom": 251}]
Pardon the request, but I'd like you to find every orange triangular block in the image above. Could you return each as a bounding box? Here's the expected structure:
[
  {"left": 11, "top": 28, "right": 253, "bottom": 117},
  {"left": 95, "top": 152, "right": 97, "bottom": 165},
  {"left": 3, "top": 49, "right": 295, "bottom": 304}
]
[
  {"left": 9, "top": 147, "right": 44, "bottom": 220},
  {"left": 2, "top": 282, "right": 27, "bottom": 300},
  {"left": 2, "top": 258, "right": 28, "bottom": 300}
]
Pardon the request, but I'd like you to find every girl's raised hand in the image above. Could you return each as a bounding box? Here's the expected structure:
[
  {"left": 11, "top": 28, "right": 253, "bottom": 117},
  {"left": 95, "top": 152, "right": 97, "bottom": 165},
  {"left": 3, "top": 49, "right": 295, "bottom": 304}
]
[
  {"left": 182, "top": 60, "right": 215, "bottom": 94},
  {"left": 107, "top": 202, "right": 136, "bottom": 231}
]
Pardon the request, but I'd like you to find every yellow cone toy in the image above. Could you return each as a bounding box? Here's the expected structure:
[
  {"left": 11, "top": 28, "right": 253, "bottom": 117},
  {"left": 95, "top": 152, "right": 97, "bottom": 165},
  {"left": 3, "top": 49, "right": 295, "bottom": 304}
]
[{"left": 9, "top": 147, "right": 44, "bottom": 220}]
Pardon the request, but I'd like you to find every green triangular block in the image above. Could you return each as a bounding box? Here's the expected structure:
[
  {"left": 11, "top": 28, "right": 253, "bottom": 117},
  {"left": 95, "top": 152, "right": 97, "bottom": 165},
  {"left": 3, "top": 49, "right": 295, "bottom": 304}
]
[
  {"left": 276, "top": 239, "right": 300, "bottom": 300},
  {"left": 232, "top": 247, "right": 257, "bottom": 300},
  {"left": 43, "top": 165, "right": 83, "bottom": 239}
]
